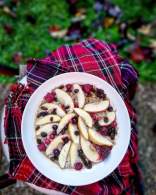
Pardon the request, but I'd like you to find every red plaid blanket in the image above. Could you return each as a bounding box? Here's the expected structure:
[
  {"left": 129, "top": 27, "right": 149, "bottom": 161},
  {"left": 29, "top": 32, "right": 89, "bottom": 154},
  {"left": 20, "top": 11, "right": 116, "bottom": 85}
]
[{"left": 4, "top": 38, "right": 143, "bottom": 195}]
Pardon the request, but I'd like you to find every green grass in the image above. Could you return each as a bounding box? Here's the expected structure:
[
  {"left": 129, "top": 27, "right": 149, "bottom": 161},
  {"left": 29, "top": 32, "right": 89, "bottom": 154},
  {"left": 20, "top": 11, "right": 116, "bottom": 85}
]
[{"left": 0, "top": 0, "right": 156, "bottom": 83}]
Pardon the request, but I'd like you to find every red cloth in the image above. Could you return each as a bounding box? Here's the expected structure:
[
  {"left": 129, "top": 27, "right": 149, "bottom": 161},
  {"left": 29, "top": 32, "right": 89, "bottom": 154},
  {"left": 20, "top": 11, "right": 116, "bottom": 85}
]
[{"left": 4, "top": 39, "right": 143, "bottom": 195}]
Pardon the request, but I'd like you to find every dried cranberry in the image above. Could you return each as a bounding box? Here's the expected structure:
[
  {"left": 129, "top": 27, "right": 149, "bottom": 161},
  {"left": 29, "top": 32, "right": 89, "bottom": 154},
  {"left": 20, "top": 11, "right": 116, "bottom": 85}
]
[
  {"left": 66, "top": 84, "right": 73, "bottom": 92},
  {"left": 74, "top": 162, "right": 83, "bottom": 170},
  {"left": 82, "top": 84, "right": 93, "bottom": 94},
  {"left": 53, "top": 148, "right": 60, "bottom": 157},
  {"left": 62, "top": 137, "right": 69, "bottom": 144},
  {"left": 38, "top": 143, "right": 46, "bottom": 151},
  {"left": 71, "top": 117, "right": 78, "bottom": 124}
]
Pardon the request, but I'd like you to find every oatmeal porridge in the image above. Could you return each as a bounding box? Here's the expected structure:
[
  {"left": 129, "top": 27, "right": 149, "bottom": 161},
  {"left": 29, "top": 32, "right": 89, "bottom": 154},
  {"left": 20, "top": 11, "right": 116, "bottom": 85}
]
[{"left": 35, "top": 84, "right": 117, "bottom": 170}]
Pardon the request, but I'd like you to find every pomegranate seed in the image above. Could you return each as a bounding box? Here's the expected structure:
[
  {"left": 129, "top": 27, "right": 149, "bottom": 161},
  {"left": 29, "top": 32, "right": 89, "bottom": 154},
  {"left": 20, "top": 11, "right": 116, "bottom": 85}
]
[
  {"left": 38, "top": 143, "right": 46, "bottom": 151},
  {"left": 74, "top": 162, "right": 83, "bottom": 170}
]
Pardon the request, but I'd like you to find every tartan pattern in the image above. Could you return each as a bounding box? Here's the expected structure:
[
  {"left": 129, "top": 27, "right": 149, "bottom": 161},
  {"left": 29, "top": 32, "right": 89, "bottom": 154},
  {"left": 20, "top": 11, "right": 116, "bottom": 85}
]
[{"left": 4, "top": 38, "right": 143, "bottom": 195}]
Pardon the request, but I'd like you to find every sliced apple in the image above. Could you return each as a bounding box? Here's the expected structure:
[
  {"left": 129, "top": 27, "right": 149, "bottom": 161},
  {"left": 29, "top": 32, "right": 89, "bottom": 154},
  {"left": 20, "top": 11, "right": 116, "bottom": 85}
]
[
  {"left": 88, "top": 128, "right": 113, "bottom": 146},
  {"left": 73, "top": 84, "right": 85, "bottom": 108},
  {"left": 74, "top": 108, "right": 93, "bottom": 128},
  {"left": 55, "top": 89, "right": 74, "bottom": 112},
  {"left": 78, "top": 117, "right": 88, "bottom": 140},
  {"left": 41, "top": 103, "right": 65, "bottom": 117},
  {"left": 36, "top": 123, "right": 57, "bottom": 136},
  {"left": 84, "top": 100, "right": 109, "bottom": 113},
  {"left": 69, "top": 143, "right": 79, "bottom": 167},
  {"left": 80, "top": 136, "right": 101, "bottom": 163},
  {"left": 98, "top": 111, "right": 116, "bottom": 126},
  {"left": 46, "top": 134, "right": 68, "bottom": 156},
  {"left": 68, "top": 123, "right": 79, "bottom": 144},
  {"left": 57, "top": 113, "right": 75, "bottom": 134},
  {"left": 58, "top": 141, "right": 71, "bottom": 169},
  {"left": 36, "top": 115, "right": 60, "bottom": 126}
]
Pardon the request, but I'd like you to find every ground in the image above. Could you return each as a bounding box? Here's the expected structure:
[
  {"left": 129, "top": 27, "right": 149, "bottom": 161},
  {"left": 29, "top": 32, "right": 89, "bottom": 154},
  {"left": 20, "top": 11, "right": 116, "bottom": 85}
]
[{"left": 0, "top": 83, "right": 156, "bottom": 195}]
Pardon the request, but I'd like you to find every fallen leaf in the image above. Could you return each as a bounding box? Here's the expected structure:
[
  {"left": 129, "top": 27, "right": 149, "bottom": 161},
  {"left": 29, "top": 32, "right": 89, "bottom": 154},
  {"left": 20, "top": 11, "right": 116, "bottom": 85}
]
[
  {"left": 49, "top": 25, "right": 67, "bottom": 39},
  {"left": 103, "top": 17, "right": 115, "bottom": 28},
  {"left": 71, "top": 8, "right": 86, "bottom": 22}
]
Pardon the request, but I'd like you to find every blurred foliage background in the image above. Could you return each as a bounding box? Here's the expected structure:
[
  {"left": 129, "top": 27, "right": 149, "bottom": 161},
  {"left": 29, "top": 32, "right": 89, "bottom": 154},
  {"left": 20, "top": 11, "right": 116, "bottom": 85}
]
[{"left": 0, "top": 0, "right": 156, "bottom": 83}]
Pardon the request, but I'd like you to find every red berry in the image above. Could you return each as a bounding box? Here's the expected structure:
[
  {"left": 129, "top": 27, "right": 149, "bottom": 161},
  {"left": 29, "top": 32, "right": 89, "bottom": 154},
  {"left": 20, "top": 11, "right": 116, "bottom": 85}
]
[
  {"left": 91, "top": 113, "right": 102, "bottom": 121},
  {"left": 49, "top": 133, "right": 55, "bottom": 139},
  {"left": 66, "top": 84, "right": 73, "bottom": 92},
  {"left": 74, "top": 162, "right": 83, "bottom": 170},
  {"left": 100, "top": 127, "right": 108, "bottom": 136},
  {"left": 44, "top": 92, "right": 56, "bottom": 103},
  {"left": 45, "top": 138, "right": 51, "bottom": 145},
  {"left": 91, "top": 113, "right": 98, "bottom": 121},
  {"left": 82, "top": 84, "right": 93, "bottom": 94},
  {"left": 38, "top": 143, "right": 46, "bottom": 151}
]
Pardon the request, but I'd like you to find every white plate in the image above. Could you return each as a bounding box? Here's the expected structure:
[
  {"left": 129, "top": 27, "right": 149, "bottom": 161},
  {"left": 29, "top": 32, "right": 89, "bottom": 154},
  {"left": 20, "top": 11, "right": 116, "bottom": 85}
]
[{"left": 22, "top": 72, "right": 131, "bottom": 186}]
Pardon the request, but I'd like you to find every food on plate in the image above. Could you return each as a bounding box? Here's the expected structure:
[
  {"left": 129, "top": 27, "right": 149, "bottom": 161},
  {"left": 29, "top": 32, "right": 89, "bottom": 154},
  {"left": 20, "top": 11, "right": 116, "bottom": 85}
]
[{"left": 35, "top": 83, "right": 117, "bottom": 170}]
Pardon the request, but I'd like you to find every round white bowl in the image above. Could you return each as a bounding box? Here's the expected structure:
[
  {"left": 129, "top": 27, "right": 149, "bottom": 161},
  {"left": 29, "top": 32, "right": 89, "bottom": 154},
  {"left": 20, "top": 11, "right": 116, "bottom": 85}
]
[{"left": 22, "top": 72, "right": 130, "bottom": 186}]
